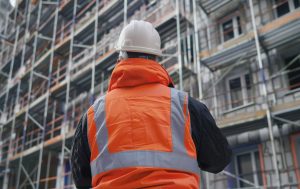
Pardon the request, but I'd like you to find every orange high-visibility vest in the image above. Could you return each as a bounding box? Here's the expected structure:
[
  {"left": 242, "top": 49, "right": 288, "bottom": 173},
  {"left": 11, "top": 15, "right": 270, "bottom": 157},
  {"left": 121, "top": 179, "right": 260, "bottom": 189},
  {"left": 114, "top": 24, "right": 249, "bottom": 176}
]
[{"left": 87, "top": 58, "right": 200, "bottom": 188}]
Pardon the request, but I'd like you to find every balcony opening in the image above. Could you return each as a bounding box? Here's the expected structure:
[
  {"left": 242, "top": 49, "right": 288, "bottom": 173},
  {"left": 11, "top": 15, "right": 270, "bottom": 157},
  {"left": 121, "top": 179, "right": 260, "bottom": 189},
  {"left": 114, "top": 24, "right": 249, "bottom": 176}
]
[
  {"left": 284, "top": 55, "right": 300, "bottom": 90},
  {"left": 219, "top": 15, "right": 242, "bottom": 43},
  {"left": 227, "top": 73, "right": 253, "bottom": 109},
  {"left": 275, "top": 0, "right": 300, "bottom": 17}
]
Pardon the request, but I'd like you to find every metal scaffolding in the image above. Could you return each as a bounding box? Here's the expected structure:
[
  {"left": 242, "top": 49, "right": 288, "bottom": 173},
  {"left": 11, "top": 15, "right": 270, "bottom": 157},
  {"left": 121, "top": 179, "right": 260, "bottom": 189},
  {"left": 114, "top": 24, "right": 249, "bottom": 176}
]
[{"left": 0, "top": 0, "right": 300, "bottom": 188}]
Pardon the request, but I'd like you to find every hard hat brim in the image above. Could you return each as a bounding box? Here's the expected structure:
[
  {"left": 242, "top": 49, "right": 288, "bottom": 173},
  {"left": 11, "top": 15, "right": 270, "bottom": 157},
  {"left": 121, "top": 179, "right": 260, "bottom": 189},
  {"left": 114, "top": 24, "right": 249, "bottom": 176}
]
[{"left": 116, "top": 46, "right": 162, "bottom": 56}]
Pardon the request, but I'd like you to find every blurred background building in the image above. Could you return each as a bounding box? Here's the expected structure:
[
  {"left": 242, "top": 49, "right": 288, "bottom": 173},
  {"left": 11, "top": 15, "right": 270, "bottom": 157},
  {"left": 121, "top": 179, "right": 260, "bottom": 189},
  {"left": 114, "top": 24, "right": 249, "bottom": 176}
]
[{"left": 0, "top": 0, "right": 300, "bottom": 188}]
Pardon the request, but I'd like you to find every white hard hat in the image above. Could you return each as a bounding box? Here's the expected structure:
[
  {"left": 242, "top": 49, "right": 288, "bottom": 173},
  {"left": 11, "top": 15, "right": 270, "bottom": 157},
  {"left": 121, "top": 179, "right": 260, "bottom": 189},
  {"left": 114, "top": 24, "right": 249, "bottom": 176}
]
[{"left": 116, "top": 20, "right": 162, "bottom": 56}]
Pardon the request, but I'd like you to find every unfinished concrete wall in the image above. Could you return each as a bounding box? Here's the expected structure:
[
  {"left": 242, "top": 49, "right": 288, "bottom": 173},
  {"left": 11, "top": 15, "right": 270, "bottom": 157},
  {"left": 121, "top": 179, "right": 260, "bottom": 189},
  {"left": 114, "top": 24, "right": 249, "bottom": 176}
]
[{"left": 261, "top": 136, "right": 298, "bottom": 188}]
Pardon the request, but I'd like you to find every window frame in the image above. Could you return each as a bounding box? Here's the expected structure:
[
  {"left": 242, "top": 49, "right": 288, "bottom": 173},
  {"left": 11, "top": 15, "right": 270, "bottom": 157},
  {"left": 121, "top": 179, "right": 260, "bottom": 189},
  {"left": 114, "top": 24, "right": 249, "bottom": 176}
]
[
  {"left": 226, "top": 72, "right": 253, "bottom": 110},
  {"left": 219, "top": 15, "right": 242, "bottom": 43},
  {"left": 234, "top": 150, "right": 262, "bottom": 188},
  {"left": 282, "top": 54, "right": 300, "bottom": 91},
  {"left": 274, "top": 0, "right": 300, "bottom": 18}
]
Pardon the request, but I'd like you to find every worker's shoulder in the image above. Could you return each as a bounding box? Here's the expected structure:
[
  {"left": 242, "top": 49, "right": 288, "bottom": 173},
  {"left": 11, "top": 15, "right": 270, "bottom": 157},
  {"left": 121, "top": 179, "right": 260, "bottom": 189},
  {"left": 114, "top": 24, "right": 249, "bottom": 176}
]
[
  {"left": 170, "top": 88, "right": 189, "bottom": 99},
  {"left": 188, "top": 96, "right": 209, "bottom": 112},
  {"left": 87, "top": 95, "right": 106, "bottom": 113}
]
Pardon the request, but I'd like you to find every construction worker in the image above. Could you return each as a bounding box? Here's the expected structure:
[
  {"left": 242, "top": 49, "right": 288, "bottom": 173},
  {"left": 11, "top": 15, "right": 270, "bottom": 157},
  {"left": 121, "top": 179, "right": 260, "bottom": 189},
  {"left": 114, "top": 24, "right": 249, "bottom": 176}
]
[{"left": 71, "top": 20, "right": 231, "bottom": 189}]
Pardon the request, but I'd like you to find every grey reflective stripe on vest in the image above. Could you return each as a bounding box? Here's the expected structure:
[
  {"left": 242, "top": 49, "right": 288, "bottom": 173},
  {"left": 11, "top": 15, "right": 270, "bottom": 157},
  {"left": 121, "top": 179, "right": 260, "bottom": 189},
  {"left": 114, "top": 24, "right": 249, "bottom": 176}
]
[{"left": 90, "top": 88, "right": 200, "bottom": 176}]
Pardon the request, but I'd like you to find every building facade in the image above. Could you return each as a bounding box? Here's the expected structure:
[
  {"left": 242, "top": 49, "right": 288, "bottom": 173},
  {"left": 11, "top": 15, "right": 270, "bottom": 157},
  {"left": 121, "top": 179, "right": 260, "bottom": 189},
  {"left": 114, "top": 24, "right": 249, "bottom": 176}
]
[
  {"left": 0, "top": 0, "right": 299, "bottom": 188},
  {"left": 198, "top": 0, "right": 300, "bottom": 188}
]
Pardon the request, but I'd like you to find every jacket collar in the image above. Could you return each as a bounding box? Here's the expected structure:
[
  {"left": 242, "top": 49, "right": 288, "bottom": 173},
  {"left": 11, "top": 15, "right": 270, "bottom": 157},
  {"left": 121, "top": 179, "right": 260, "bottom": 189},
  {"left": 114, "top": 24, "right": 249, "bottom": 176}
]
[{"left": 108, "top": 58, "right": 174, "bottom": 91}]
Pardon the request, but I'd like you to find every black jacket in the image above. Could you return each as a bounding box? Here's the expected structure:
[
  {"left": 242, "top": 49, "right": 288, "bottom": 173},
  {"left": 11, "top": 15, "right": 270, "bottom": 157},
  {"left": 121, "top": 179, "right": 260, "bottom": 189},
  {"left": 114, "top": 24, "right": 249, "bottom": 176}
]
[{"left": 71, "top": 96, "right": 232, "bottom": 188}]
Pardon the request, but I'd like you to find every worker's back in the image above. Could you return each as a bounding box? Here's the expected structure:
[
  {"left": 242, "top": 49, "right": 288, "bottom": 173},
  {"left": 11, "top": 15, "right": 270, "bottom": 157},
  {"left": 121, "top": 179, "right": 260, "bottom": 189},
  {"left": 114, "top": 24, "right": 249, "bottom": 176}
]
[
  {"left": 87, "top": 58, "right": 200, "bottom": 188},
  {"left": 71, "top": 20, "right": 231, "bottom": 189}
]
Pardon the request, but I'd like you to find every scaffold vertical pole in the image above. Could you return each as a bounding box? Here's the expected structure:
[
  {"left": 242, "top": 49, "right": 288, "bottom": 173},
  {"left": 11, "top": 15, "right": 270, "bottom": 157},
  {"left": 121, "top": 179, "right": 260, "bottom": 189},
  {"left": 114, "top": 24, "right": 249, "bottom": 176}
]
[
  {"left": 91, "top": 0, "right": 99, "bottom": 97},
  {"left": 212, "top": 77, "right": 218, "bottom": 117},
  {"left": 16, "top": 0, "right": 43, "bottom": 187},
  {"left": 0, "top": 0, "right": 20, "bottom": 143},
  {"left": 20, "top": 0, "right": 32, "bottom": 68},
  {"left": 124, "top": 0, "right": 128, "bottom": 26},
  {"left": 2, "top": 80, "right": 21, "bottom": 189},
  {"left": 12, "top": 0, "right": 19, "bottom": 29},
  {"left": 44, "top": 152, "right": 52, "bottom": 189},
  {"left": 0, "top": 25, "right": 19, "bottom": 147},
  {"left": 0, "top": 22, "right": 19, "bottom": 179},
  {"left": 57, "top": 0, "right": 78, "bottom": 187},
  {"left": 0, "top": 12, "right": 9, "bottom": 61},
  {"left": 35, "top": 2, "right": 59, "bottom": 188},
  {"left": 176, "top": 0, "right": 183, "bottom": 90},
  {"left": 205, "top": 172, "right": 210, "bottom": 189},
  {"left": 101, "top": 71, "right": 104, "bottom": 95},
  {"left": 192, "top": 0, "right": 203, "bottom": 100},
  {"left": 51, "top": 101, "right": 56, "bottom": 139},
  {"left": 4, "top": 11, "right": 9, "bottom": 37},
  {"left": 248, "top": 0, "right": 280, "bottom": 187}
]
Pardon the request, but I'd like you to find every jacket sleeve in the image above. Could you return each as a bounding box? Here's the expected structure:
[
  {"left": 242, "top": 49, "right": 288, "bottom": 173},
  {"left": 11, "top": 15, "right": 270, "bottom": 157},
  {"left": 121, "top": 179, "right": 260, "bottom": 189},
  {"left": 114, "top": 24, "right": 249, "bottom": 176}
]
[
  {"left": 188, "top": 96, "right": 232, "bottom": 173},
  {"left": 71, "top": 113, "right": 92, "bottom": 188}
]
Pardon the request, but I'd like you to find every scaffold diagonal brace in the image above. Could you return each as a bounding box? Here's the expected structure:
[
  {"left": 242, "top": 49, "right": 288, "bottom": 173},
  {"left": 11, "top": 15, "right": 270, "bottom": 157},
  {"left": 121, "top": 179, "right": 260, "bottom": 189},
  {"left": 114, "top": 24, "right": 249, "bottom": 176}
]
[
  {"left": 214, "top": 52, "right": 248, "bottom": 86},
  {"left": 19, "top": 165, "right": 38, "bottom": 189},
  {"left": 64, "top": 146, "right": 71, "bottom": 154},
  {"left": 21, "top": 165, "right": 35, "bottom": 189},
  {"left": 272, "top": 116, "right": 300, "bottom": 127},
  {"left": 0, "top": 71, "right": 9, "bottom": 77},
  {"left": 270, "top": 53, "right": 300, "bottom": 79},
  {"left": 222, "top": 170, "right": 259, "bottom": 188},
  {"left": 41, "top": 1, "right": 59, "bottom": 5},
  {"left": 33, "top": 71, "right": 49, "bottom": 81},
  {"left": 28, "top": 114, "right": 44, "bottom": 130},
  {"left": 73, "top": 43, "right": 93, "bottom": 49},
  {"left": 38, "top": 34, "right": 53, "bottom": 41}
]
